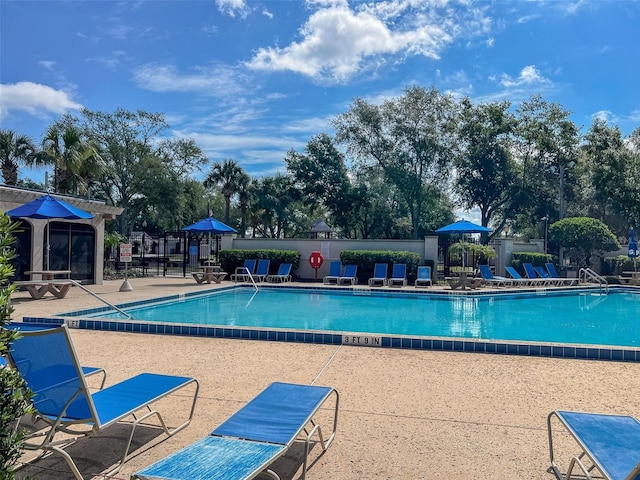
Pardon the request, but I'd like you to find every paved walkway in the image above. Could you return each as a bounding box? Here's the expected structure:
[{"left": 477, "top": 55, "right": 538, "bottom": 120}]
[{"left": 10, "top": 277, "right": 640, "bottom": 479}]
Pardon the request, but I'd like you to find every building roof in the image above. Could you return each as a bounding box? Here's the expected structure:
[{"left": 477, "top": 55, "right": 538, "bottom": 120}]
[{"left": 0, "top": 185, "right": 124, "bottom": 220}]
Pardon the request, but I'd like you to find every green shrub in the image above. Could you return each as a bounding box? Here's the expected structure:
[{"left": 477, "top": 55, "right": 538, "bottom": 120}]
[
  {"left": 601, "top": 255, "right": 637, "bottom": 276},
  {"left": 339, "top": 250, "right": 421, "bottom": 284},
  {"left": 511, "top": 252, "right": 556, "bottom": 274},
  {"left": 219, "top": 249, "right": 301, "bottom": 277},
  {"left": 0, "top": 213, "right": 34, "bottom": 479}
]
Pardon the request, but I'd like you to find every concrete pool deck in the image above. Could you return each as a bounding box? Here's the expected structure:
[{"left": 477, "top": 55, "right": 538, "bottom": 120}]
[{"left": 9, "top": 277, "right": 640, "bottom": 479}]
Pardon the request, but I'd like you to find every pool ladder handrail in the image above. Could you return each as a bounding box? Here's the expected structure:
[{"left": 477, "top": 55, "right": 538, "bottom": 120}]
[
  {"left": 578, "top": 268, "right": 608, "bottom": 294},
  {"left": 69, "top": 279, "right": 132, "bottom": 319},
  {"left": 242, "top": 268, "right": 259, "bottom": 292}
]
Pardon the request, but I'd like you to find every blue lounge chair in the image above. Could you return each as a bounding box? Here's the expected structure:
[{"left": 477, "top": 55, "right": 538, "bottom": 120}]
[
  {"left": 523, "top": 262, "right": 555, "bottom": 286},
  {"left": 545, "top": 263, "right": 579, "bottom": 286},
  {"left": 478, "top": 264, "right": 513, "bottom": 287},
  {"left": 2, "top": 322, "right": 108, "bottom": 388},
  {"left": 267, "top": 263, "right": 292, "bottom": 283},
  {"left": 504, "top": 266, "right": 537, "bottom": 287},
  {"left": 253, "top": 259, "right": 271, "bottom": 282},
  {"left": 323, "top": 261, "right": 342, "bottom": 284},
  {"left": 337, "top": 264, "right": 358, "bottom": 285},
  {"left": 7, "top": 324, "right": 199, "bottom": 480},
  {"left": 414, "top": 266, "right": 433, "bottom": 287},
  {"left": 388, "top": 263, "right": 407, "bottom": 287},
  {"left": 368, "top": 263, "right": 388, "bottom": 286},
  {"left": 231, "top": 259, "right": 257, "bottom": 282},
  {"left": 547, "top": 410, "right": 640, "bottom": 480},
  {"left": 133, "top": 382, "right": 339, "bottom": 480},
  {"left": 534, "top": 265, "right": 563, "bottom": 286}
]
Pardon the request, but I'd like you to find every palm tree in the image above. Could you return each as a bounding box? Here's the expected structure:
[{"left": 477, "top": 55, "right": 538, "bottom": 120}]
[
  {"left": 236, "top": 172, "right": 251, "bottom": 238},
  {"left": 40, "top": 117, "right": 105, "bottom": 195},
  {"left": 204, "top": 159, "right": 246, "bottom": 225},
  {"left": 0, "top": 130, "right": 37, "bottom": 185}
]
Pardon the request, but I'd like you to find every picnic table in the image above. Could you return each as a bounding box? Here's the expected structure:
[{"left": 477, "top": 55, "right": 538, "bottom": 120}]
[
  {"left": 192, "top": 265, "right": 227, "bottom": 284},
  {"left": 16, "top": 270, "right": 73, "bottom": 299},
  {"left": 445, "top": 271, "right": 483, "bottom": 290},
  {"left": 619, "top": 271, "right": 640, "bottom": 285}
]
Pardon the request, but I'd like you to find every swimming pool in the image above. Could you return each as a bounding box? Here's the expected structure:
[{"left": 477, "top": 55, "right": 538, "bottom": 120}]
[{"left": 59, "top": 286, "right": 640, "bottom": 353}]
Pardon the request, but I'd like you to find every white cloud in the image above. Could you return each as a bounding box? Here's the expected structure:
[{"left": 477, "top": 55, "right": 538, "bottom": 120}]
[
  {"left": 85, "top": 50, "right": 130, "bottom": 70},
  {"left": 262, "top": 8, "right": 273, "bottom": 19},
  {"left": 246, "top": 1, "right": 490, "bottom": 83},
  {"left": 0, "top": 82, "right": 82, "bottom": 120},
  {"left": 215, "top": 0, "right": 250, "bottom": 18},
  {"left": 591, "top": 110, "right": 618, "bottom": 124},
  {"left": 132, "top": 63, "right": 251, "bottom": 97},
  {"left": 499, "top": 65, "right": 550, "bottom": 88}
]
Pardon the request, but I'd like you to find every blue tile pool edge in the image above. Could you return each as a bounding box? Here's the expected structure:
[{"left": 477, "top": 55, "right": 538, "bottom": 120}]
[{"left": 21, "top": 313, "right": 640, "bottom": 363}]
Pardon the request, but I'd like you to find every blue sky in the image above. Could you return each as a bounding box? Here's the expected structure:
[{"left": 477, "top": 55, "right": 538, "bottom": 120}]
[{"left": 1, "top": 0, "right": 639, "bottom": 187}]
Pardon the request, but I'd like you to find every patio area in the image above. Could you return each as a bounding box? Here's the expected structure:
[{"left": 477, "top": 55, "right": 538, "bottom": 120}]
[{"left": 10, "top": 277, "right": 640, "bottom": 479}]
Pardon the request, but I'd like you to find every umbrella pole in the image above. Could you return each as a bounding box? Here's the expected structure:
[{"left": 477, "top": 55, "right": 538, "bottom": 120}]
[{"left": 45, "top": 218, "right": 50, "bottom": 271}]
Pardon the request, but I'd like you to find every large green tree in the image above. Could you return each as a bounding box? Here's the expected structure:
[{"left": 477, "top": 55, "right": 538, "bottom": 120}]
[
  {"left": 333, "top": 85, "right": 457, "bottom": 239},
  {"left": 285, "top": 133, "right": 353, "bottom": 236},
  {"left": 81, "top": 108, "right": 169, "bottom": 234},
  {"left": 0, "top": 130, "right": 37, "bottom": 186},
  {"left": 582, "top": 121, "right": 640, "bottom": 230},
  {"left": 512, "top": 95, "right": 581, "bottom": 232},
  {"left": 250, "top": 173, "right": 297, "bottom": 238},
  {"left": 455, "top": 99, "right": 518, "bottom": 236}
]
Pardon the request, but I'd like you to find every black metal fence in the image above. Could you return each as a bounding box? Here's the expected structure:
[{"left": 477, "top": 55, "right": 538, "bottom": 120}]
[{"left": 104, "top": 231, "right": 219, "bottom": 277}]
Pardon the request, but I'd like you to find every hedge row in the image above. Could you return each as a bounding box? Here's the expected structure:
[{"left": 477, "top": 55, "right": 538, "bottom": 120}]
[
  {"left": 510, "top": 252, "right": 556, "bottom": 275},
  {"left": 339, "top": 250, "right": 425, "bottom": 284},
  {"left": 219, "top": 249, "right": 300, "bottom": 277}
]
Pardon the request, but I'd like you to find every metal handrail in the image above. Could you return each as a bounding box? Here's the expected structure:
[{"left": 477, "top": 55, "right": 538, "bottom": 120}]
[
  {"left": 578, "top": 268, "right": 609, "bottom": 294},
  {"left": 244, "top": 269, "right": 259, "bottom": 292},
  {"left": 69, "top": 279, "right": 132, "bottom": 319}
]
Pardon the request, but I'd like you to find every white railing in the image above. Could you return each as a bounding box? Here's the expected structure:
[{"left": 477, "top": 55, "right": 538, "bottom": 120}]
[{"left": 578, "top": 268, "right": 609, "bottom": 294}]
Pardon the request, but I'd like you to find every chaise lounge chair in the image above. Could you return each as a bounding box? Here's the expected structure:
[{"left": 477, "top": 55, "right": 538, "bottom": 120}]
[
  {"left": 368, "top": 263, "right": 388, "bottom": 287},
  {"left": 523, "top": 263, "right": 555, "bottom": 286},
  {"left": 253, "top": 259, "right": 271, "bottom": 282},
  {"left": 6, "top": 324, "right": 199, "bottom": 480},
  {"left": 337, "top": 264, "right": 358, "bottom": 285},
  {"left": 414, "top": 266, "right": 433, "bottom": 288},
  {"left": 504, "top": 266, "right": 538, "bottom": 287},
  {"left": 388, "top": 263, "right": 408, "bottom": 287},
  {"left": 323, "top": 261, "right": 342, "bottom": 284},
  {"left": 478, "top": 264, "right": 513, "bottom": 287},
  {"left": 266, "top": 263, "right": 292, "bottom": 283},
  {"left": 545, "top": 263, "right": 579, "bottom": 286},
  {"left": 231, "top": 259, "right": 257, "bottom": 282},
  {"left": 132, "top": 381, "right": 339, "bottom": 480},
  {"left": 547, "top": 410, "right": 640, "bottom": 480},
  {"left": 2, "top": 322, "right": 107, "bottom": 388}
]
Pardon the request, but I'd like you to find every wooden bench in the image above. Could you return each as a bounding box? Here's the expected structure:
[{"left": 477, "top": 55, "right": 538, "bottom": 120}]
[{"left": 14, "top": 280, "right": 73, "bottom": 299}]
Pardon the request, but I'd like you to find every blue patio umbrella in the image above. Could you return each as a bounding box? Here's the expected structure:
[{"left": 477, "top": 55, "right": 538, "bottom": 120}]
[
  {"left": 182, "top": 216, "right": 237, "bottom": 234},
  {"left": 6, "top": 194, "right": 93, "bottom": 270},
  {"left": 436, "top": 220, "right": 492, "bottom": 268},
  {"left": 435, "top": 219, "right": 492, "bottom": 234},
  {"left": 182, "top": 216, "right": 237, "bottom": 261}
]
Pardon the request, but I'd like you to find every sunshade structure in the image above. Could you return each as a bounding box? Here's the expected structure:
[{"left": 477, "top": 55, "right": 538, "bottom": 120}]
[
  {"left": 436, "top": 220, "right": 492, "bottom": 269},
  {"left": 6, "top": 194, "right": 93, "bottom": 270},
  {"left": 435, "top": 219, "right": 492, "bottom": 235},
  {"left": 628, "top": 227, "right": 638, "bottom": 272},
  {"left": 182, "top": 216, "right": 237, "bottom": 234},
  {"left": 182, "top": 216, "right": 237, "bottom": 262}
]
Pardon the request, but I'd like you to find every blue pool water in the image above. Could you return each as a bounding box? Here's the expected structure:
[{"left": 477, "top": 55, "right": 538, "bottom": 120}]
[{"left": 76, "top": 288, "right": 640, "bottom": 348}]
